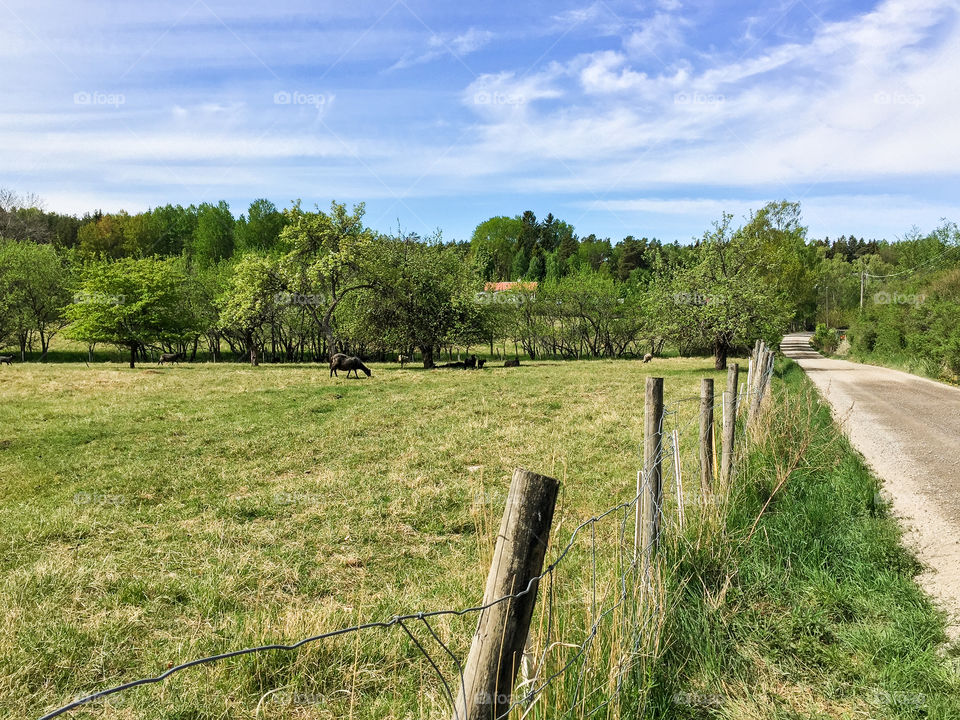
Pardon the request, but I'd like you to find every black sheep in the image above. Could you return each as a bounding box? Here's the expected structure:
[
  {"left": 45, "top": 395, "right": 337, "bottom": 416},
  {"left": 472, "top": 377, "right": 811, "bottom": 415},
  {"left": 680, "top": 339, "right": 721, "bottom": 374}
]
[
  {"left": 329, "top": 353, "right": 372, "bottom": 378},
  {"left": 159, "top": 352, "right": 184, "bottom": 365}
]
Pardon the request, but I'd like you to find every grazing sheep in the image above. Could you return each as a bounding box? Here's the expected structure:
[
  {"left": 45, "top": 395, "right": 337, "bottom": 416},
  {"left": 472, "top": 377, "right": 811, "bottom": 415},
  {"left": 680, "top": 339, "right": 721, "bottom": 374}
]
[
  {"left": 504, "top": 358, "right": 520, "bottom": 368},
  {"left": 464, "top": 355, "right": 477, "bottom": 369},
  {"left": 159, "top": 352, "right": 184, "bottom": 365},
  {"left": 330, "top": 353, "right": 371, "bottom": 378},
  {"left": 0, "top": 355, "right": 12, "bottom": 366},
  {"left": 476, "top": 358, "right": 486, "bottom": 369},
  {"left": 643, "top": 353, "right": 653, "bottom": 363},
  {"left": 398, "top": 354, "right": 412, "bottom": 368}
]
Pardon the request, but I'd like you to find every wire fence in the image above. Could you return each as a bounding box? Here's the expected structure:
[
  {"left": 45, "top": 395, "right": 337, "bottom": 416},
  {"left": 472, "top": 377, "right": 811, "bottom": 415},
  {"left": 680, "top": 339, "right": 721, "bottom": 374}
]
[{"left": 39, "top": 351, "right": 777, "bottom": 720}]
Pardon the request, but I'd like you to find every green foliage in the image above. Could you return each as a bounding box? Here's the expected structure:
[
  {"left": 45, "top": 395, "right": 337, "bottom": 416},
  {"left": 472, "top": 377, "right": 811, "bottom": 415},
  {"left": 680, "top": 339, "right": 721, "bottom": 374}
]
[
  {"left": 0, "top": 238, "right": 72, "bottom": 356},
  {"left": 740, "top": 200, "right": 818, "bottom": 326},
  {"left": 352, "top": 236, "right": 482, "bottom": 366},
  {"left": 191, "top": 201, "right": 234, "bottom": 264},
  {"left": 235, "top": 198, "right": 287, "bottom": 254},
  {"left": 65, "top": 256, "right": 199, "bottom": 366},
  {"left": 656, "top": 210, "right": 794, "bottom": 368},
  {"left": 810, "top": 323, "right": 840, "bottom": 354},
  {"left": 470, "top": 215, "right": 522, "bottom": 280}
]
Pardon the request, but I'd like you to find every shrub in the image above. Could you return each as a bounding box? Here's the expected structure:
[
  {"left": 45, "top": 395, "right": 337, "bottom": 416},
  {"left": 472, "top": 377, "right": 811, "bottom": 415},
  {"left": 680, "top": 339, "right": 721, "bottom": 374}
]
[
  {"left": 810, "top": 323, "right": 840, "bottom": 354},
  {"left": 873, "top": 323, "right": 903, "bottom": 356}
]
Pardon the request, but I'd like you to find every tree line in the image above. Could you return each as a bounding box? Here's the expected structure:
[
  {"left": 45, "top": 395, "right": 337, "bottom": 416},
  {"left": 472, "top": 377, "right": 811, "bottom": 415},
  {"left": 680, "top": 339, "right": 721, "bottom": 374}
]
[
  {"left": 4, "top": 188, "right": 921, "bottom": 371},
  {"left": 810, "top": 222, "right": 960, "bottom": 379}
]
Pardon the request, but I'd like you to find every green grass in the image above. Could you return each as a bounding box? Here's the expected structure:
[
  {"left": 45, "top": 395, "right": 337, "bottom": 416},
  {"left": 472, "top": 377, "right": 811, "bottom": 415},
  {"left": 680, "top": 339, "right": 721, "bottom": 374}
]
[
  {"left": 4, "top": 356, "right": 957, "bottom": 719},
  {"left": 841, "top": 347, "right": 959, "bottom": 387},
  {"left": 646, "top": 359, "right": 960, "bottom": 719},
  {"left": 0, "top": 356, "right": 731, "bottom": 719}
]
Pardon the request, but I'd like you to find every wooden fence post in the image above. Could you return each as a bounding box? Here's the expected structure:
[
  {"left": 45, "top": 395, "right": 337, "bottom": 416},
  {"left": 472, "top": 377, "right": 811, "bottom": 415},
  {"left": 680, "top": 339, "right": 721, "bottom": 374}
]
[
  {"left": 761, "top": 349, "right": 775, "bottom": 400},
  {"left": 749, "top": 349, "right": 775, "bottom": 425},
  {"left": 452, "top": 468, "right": 559, "bottom": 720},
  {"left": 644, "top": 377, "right": 664, "bottom": 555},
  {"left": 720, "top": 364, "right": 739, "bottom": 485},
  {"left": 699, "top": 378, "right": 714, "bottom": 495}
]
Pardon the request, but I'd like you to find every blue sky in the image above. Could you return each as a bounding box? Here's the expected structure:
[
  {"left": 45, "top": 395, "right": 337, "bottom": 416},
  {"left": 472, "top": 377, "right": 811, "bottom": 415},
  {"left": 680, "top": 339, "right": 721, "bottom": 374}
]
[{"left": 2, "top": 0, "right": 958, "bottom": 243}]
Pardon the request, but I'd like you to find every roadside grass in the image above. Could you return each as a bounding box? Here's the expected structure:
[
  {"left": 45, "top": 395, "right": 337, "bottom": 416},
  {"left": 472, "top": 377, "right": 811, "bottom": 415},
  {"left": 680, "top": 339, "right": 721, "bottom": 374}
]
[
  {"left": 646, "top": 359, "right": 960, "bottom": 719},
  {"left": 0, "top": 357, "right": 730, "bottom": 719},
  {"left": 842, "top": 348, "right": 959, "bottom": 387}
]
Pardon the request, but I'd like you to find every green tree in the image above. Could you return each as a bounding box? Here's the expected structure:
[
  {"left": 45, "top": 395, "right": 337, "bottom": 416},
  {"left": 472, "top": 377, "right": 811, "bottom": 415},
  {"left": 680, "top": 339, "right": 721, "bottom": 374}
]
[
  {"left": 740, "top": 201, "right": 818, "bottom": 328},
  {"left": 369, "top": 235, "right": 481, "bottom": 367},
  {"left": 660, "top": 213, "right": 793, "bottom": 369},
  {"left": 217, "top": 254, "right": 284, "bottom": 365},
  {"left": 0, "top": 239, "right": 72, "bottom": 359},
  {"left": 279, "top": 201, "right": 377, "bottom": 355},
  {"left": 470, "top": 216, "right": 522, "bottom": 280},
  {"left": 235, "top": 199, "right": 287, "bottom": 254},
  {"left": 65, "top": 257, "right": 197, "bottom": 368},
  {"left": 191, "top": 201, "right": 234, "bottom": 264}
]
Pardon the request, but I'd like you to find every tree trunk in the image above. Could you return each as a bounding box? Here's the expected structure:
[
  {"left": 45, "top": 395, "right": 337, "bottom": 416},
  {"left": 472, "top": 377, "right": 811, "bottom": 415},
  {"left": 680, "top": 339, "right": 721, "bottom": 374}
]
[
  {"left": 713, "top": 339, "right": 729, "bottom": 370},
  {"left": 421, "top": 345, "right": 435, "bottom": 369},
  {"left": 129, "top": 343, "right": 137, "bottom": 369}
]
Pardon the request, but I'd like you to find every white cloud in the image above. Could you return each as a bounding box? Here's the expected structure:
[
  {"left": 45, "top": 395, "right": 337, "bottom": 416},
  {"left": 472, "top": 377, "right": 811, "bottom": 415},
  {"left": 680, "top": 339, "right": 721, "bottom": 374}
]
[
  {"left": 623, "top": 12, "right": 687, "bottom": 58},
  {"left": 453, "top": 0, "right": 960, "bottom": 194},
  {"left": 388, "top": 27, "right": 494, "bottom": 71}
]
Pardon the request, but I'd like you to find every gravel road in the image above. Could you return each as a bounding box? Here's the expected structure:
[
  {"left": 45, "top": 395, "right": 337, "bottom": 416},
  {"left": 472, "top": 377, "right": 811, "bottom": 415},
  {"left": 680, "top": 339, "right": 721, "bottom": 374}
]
[{"left": 782, "top": 332, "right": 960, "bottom": 637}]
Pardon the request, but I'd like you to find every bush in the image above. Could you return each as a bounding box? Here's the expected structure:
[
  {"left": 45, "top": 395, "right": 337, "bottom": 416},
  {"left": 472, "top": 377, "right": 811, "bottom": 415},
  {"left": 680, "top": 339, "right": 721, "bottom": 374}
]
[
  {"left": 873, "top": 323, "right": 903, "bottom": 355},
  {"left": 849, "top": 317, "right": 877, "bottom": 354},
  {"left": 810, "top": 323, "right": 840, "bottom": 354}
]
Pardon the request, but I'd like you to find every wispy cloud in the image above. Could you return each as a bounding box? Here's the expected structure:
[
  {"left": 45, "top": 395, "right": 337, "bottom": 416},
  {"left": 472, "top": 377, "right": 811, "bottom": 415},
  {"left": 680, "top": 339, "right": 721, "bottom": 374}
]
[
  {"left": 387, "top": 27, "right": 494, "bottom": 71},
  {"left": 2, "top": 0, "right": 959, "bottom": 240}
]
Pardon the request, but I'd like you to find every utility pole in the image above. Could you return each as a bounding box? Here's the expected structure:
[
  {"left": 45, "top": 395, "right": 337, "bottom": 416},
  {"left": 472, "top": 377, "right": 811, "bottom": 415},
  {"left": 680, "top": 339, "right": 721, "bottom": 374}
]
[{"left": 860, "top": 260, "right": 867, "bottom": 313}]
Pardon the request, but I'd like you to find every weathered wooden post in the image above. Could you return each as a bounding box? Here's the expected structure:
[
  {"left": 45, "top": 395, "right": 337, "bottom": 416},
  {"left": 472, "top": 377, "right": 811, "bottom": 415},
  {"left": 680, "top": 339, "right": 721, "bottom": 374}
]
[
  {"left": 748, "top": 344, "right": 767, "bottom": 427},
  {"left": 699, "top": 378, "right": 714, "bottom": 495},
  {"left": 761, "top": 349, "right": 775, "bottom": 400},
  {"left": 644, "top": 377, "right": 664, "bottom": 554},
  {"left": 720, "top": 364, "right": 739, "bottom": 485},
  {"left": 452, "top": 468, "right": 559, "bottom": 720},
  {"left": 749, "top": 350, "right": 775, "bottom": 424}
]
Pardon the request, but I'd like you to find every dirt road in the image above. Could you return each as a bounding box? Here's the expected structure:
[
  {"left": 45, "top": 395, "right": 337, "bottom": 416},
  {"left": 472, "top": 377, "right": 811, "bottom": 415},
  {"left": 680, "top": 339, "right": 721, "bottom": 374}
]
[{"left": 781, "top": 332, "right": 960, "bottom": 637}]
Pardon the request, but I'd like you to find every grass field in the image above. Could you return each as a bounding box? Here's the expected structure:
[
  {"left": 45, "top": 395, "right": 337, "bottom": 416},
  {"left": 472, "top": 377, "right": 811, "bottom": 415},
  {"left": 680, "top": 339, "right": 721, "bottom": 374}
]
[{"left": 0, "top": 356, "right": 730, "bottom": 719}]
